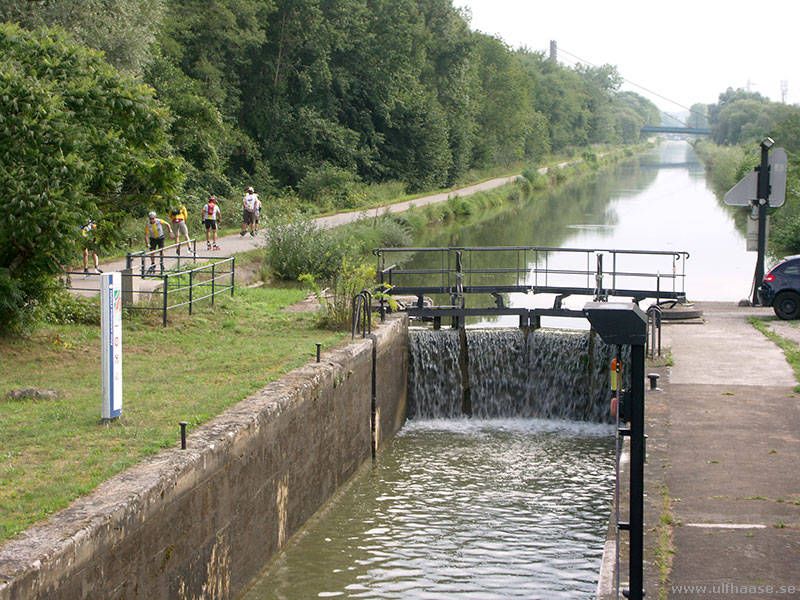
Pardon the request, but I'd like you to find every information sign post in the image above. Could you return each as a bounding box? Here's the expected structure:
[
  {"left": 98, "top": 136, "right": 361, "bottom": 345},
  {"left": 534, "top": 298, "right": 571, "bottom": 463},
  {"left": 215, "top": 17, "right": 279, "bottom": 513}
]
[
  {"left": 101, "top": 272, "right": 123, "bottom": 421},
  {"left": 723, "top": 139, "right": 787, "bottom": 305}
]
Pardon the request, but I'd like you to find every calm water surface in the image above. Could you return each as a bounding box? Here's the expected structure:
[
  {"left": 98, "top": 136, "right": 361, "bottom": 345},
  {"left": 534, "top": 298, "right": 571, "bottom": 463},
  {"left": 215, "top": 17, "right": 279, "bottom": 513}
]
[
  {"left": 240, "top": 420, "right": 614, "bottom": 600},
  {"left": 409, "top": 140, "right": 754, "bottom": 327}
]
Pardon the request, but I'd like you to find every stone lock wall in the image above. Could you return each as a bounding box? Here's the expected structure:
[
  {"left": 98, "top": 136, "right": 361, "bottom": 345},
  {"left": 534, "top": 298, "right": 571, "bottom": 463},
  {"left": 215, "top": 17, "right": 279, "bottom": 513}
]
[{"left": 0, "top": 314, "right": 408, "bottom": 600}]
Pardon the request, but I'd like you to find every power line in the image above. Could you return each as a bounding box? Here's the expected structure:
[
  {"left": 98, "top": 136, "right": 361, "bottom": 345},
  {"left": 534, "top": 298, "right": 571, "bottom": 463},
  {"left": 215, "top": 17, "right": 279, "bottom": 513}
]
[{"left": 556, "top": 46, "right": 708, "bottom": 125}]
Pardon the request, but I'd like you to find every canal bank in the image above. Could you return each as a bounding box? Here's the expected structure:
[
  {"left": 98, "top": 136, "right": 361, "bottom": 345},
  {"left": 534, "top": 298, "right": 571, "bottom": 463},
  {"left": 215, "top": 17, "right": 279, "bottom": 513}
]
[
  {"left": 0, "top": 315, "right": 407, "bottom": 599},
  {"left": 599, "top": 302, "right": 800, "bottom": 599}
]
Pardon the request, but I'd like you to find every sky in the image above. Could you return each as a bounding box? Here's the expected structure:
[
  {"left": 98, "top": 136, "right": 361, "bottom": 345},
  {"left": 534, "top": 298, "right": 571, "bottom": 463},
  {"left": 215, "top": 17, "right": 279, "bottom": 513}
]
[{"left": 451, "top": 0, "right": 799, "bottom": 114}]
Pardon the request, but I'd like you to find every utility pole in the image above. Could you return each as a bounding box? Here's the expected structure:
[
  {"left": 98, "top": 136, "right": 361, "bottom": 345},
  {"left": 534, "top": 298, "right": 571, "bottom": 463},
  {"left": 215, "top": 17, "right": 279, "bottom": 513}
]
[
  {"left": 549, "top": 40, "right": 557, "bottom": 62},
  {"left": 781, "top": 80, "right": 788, "bottom": 104}
]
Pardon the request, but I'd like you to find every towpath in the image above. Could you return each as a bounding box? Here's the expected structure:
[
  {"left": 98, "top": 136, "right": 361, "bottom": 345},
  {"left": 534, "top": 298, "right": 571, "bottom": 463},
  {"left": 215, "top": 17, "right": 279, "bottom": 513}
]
[
  {"left": 77, "top": 171, "right": 530, "bottom": 285},
  {"left": 602, "top": 302, "right": 800, "bottom": 598}
]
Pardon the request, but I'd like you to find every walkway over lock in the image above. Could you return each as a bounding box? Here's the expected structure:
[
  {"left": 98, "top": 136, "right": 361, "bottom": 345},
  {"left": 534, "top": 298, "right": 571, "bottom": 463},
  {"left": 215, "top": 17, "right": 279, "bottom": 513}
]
[{"left": 373, "top": 246, "right": 689, "bottom": 327}]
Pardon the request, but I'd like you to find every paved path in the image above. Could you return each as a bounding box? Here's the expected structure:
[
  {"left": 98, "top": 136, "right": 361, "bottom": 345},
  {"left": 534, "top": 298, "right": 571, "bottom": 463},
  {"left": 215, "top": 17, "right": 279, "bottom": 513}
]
[
  {"left": 82, "top": 172, "right": 528, "bottom": 284},
  {"left": 602, "top": 302, "right": 800, "bottom": 599}
]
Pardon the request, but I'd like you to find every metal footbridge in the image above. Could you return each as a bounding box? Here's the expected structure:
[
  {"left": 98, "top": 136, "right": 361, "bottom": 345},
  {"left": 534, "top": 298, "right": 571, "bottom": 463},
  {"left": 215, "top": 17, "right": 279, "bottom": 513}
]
[{"left": 374, "top": 246, "right": 689, "bottom": 327}]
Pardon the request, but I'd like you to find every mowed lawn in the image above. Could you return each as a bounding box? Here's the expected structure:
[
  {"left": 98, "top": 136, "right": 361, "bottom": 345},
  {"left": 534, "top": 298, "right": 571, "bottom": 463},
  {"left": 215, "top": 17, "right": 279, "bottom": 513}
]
[{"left": 0, "top": 285, "right": 347, "bottom": 542}]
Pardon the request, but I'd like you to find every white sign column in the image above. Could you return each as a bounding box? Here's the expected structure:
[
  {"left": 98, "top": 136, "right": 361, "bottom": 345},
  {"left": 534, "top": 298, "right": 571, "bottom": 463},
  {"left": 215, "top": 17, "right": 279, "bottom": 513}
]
[{"left": 101, "top": 272, "right": 123, "bottom": 420}]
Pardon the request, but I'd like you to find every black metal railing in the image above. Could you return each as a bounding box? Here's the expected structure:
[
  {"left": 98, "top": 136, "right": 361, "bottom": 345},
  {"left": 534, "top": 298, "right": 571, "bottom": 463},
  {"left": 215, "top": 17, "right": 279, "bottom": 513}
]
[
  {"left": 126, "top": 239, "right": 199, "bottom": 275},
  {"left": 122, "top": 256, "right": 235, "bottom": 326},
  {"left": 375, "top": 246, "right": 688, "bottom": 301},
  {"left": 373, "top": 246, "right": 689, "bottom": 327},
  {"left": 351, "top": 289, "right": 372, "bottom": 339},
  {"left": 65, "top": 248, "right": 235, "bottom": 327}
]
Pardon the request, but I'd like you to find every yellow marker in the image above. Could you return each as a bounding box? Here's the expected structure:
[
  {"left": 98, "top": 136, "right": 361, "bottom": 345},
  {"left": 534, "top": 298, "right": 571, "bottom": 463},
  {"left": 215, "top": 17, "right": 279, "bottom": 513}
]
[{"left": 610, "top": 358, "right": 619, "bottom": 392}]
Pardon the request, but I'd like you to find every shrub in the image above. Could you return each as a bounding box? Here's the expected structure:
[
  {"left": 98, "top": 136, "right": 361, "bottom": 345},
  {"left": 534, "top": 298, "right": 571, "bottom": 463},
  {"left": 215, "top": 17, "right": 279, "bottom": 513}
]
[
  {"left": 298, "top": 165, "right": 365, "bottom": 211},
  {"left": 35, "top": 286, "right": 101, "bottom": 326},
  {"left": 338, "top": 216, "right": 414, "bottom": 256},
  {"left": 522, "top": 167, "right": 548, "bottom": 190},
  {"left": 263, "top": 216, "right": 350, "bottom": 280},
  {"left": 514, "top": 176, "right": 532, "bottom": 198},
  {"left": 300, "top": 259, "right": 377, "bottom": 330}
]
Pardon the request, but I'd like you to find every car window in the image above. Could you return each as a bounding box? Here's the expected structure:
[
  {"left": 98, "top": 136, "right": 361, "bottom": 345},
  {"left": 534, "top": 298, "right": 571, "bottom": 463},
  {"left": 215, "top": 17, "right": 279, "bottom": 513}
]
[{"left": 778, "top": 261, "right": 800, "bottom": 276}]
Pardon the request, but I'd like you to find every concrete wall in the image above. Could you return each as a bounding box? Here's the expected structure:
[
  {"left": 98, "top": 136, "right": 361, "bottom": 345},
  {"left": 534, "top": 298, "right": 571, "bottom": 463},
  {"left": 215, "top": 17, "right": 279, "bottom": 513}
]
[{"left": 0, "top": 314, "right": 408, "bottom": 600}]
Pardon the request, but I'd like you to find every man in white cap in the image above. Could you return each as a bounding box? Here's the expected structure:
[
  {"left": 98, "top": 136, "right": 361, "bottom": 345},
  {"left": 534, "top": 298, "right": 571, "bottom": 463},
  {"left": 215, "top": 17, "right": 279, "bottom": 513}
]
[
  {"left": 144, "top": 211, "right": 173, "bottom": 274},
  {"left": 241, "top": 186, "right": 259, "bottom": 237}
]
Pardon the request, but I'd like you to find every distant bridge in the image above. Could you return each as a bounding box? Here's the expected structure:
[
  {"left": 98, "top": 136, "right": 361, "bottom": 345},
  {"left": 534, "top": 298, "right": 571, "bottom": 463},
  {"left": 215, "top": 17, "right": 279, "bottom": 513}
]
[{"left": 641, "top": 125, "right": 710, "bottom": 135}]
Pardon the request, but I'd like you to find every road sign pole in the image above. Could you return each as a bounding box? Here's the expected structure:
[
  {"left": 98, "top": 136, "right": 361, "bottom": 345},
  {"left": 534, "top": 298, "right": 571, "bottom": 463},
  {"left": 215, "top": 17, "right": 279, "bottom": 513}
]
[{"left": 753, "top": 139, "right": 772, "bottom": 306}]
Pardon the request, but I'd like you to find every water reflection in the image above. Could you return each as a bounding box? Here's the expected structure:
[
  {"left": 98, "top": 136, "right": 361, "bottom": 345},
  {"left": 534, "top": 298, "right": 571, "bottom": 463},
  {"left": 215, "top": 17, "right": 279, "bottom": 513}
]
[
  {"left": 402, "top": 141, "right": 753, "bottom": 327},
  {"left": 240, "top": 420, "right": 614, "bottom": 600}
]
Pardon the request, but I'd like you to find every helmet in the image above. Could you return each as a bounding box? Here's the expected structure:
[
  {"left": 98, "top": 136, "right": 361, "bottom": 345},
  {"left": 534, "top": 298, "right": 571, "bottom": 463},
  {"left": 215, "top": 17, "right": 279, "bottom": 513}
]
[
  {"left": 246, "top": 186, "right": 254, "bottom": 193},
  {"left": 170, "top": 207, "right": 178, "bottom": 215},
  {"left": 208, "top": 196, "right": 216, "bottom": 203},
  {"left": 148, "top": 211, "right": 156, "bottom": 218}
]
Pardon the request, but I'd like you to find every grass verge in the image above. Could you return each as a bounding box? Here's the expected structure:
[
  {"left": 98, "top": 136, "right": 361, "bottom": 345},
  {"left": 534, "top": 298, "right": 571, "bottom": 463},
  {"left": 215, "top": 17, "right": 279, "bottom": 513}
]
[
  {"left": 0, "top": 284, "right": 347, "bottom": 542},
  {"left": 654, "top": 483, "right": 676, "bottom": 599},
  {"left": 749, "top": 317, "right": 800, "bottom": 391}
]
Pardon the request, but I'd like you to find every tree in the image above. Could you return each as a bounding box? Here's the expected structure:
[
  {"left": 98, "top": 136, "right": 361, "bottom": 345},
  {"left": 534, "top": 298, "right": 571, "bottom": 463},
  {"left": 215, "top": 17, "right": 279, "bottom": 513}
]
[
  {"left": 769, "top": 112, "right": 800, "bottom": 154},
  {"left": 707, "top": 87, "right": 767, "bottom": 128},
  {"left": 687, "top": 103, "right": 709, "bottom": 129},
  {"left": 575, "top": 63, "right": 623, "bottom": 144},
  {"left": 471, "top": 34, "right": 538, "bottom": 166},
  {"left": 612, "top": 92, "right": 660, "bottom": 143},
  {"left": 0, "top": 23, "right": 182, "bottom": 333},
  {"left": 0, "top": 0, "right": 165, "bottom": 73}
]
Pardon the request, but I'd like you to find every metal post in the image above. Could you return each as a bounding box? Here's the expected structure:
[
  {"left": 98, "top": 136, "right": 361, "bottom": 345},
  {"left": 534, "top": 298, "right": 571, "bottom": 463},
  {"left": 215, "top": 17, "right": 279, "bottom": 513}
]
[
  {"left": 316, "top": 343, "right": 321, "bottom": 362},
  {"left": 627, "top": 343, "right": 646, "bottom": 600},
  {"left": 162, "top": 274, "right": 168, "bottom": 327},
  {"left": 231, "top": 257, "right": 235, "bottom": 297},
  {"left": 180, "top": 421, "right": 188, "bottom": 449},
  {"left": 211, "top": 263, "right": 216, "bottom": 306},
  {"left": 595, "top": 253, "right": 604, "bottom": 300},
  {"left": 753, "top": 140, "right": 771, "bottom": 306},
  {"left": 189, "top": 269, "right": 193, "bottom": 315}
]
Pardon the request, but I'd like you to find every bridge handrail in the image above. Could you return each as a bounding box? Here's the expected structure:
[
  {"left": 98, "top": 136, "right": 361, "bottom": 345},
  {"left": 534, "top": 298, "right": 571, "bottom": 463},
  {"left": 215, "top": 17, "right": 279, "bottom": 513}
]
[
  {"left": 374, "top": 245, "right": 689, "bottom": 258},
  {"left": 374, "top": 245, "right": 689, "bottom": 303}
]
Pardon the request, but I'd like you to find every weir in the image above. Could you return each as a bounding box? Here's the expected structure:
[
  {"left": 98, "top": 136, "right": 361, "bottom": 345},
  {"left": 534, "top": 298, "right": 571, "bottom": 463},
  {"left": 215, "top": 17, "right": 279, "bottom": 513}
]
[{"left": 408, "top": 327, "right": 628, "bottom": 423}]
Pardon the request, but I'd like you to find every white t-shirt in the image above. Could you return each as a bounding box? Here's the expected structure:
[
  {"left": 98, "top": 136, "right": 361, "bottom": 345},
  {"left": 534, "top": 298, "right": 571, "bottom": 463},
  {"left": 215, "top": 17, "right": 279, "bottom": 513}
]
[
  {"left": 203, "top": 203, "right": 220, "bottom": 221},
  {"left": 243, "top": 193, "right": 259, "bottom": 212}
]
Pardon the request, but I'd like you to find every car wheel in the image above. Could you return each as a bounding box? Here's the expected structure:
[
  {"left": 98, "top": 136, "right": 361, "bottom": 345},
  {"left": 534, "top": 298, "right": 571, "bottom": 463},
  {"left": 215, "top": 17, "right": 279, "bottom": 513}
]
[{"left": 773, "top": 291, "right": 800, "bottom": 320}]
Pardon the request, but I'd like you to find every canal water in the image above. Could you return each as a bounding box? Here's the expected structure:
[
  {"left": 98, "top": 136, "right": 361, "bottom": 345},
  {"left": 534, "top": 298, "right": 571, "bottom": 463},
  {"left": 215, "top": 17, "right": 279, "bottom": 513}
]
[
  {"left": 240, "top": 420, "right": 614, "bottom": 600},
  {"left": 408, "top": 140, "right": 755, "bottom": 328},
  {"left": 240, "top": 142, "right": 747, "bottom": 598}
]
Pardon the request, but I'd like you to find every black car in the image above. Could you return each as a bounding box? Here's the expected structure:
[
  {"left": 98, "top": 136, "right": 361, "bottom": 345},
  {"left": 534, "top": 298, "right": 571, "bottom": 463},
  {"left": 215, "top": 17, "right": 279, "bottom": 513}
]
[{"left": 758, "top": 255, "right": 800, "bottom": 319}]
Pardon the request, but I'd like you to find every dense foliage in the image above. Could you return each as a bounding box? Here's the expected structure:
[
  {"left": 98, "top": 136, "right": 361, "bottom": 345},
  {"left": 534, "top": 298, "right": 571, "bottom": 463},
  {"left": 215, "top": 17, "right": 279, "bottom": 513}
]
[
  {"left": 691, "top": 86, "right": 800, "bottom": 258},
  {"left": 0, "top": 1, "right": 662, "bottom": 333},
  {"left": 0, "top": 23, "right": 181, "bottom": 333},
  {"left": 2, "top": 0, "right": 660, "bottom": 201}
]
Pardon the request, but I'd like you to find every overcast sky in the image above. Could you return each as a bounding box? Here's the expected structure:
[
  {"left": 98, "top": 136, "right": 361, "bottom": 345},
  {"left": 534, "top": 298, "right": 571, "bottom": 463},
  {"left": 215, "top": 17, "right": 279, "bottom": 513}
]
[{"left": 452, "top": 0, "right": 798, "bottom": 114}]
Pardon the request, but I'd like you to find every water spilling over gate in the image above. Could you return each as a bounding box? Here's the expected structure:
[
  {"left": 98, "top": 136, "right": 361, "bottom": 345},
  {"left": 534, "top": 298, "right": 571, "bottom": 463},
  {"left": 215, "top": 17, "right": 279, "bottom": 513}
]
[{"left": 408, "top": 328, "right": 627, "bottom": 422}]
